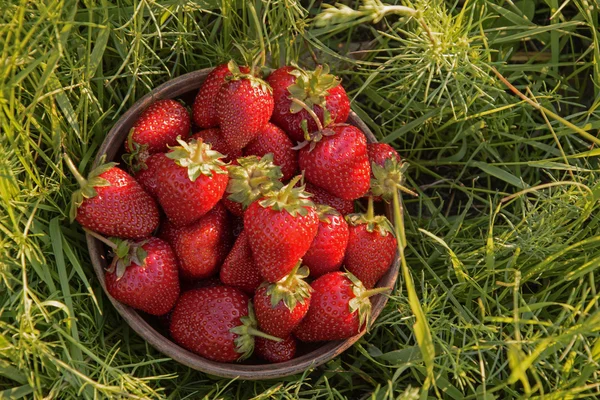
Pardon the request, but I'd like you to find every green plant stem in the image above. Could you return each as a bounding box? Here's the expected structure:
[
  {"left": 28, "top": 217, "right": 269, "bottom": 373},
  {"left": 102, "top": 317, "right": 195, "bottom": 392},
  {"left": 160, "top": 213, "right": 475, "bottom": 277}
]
[
  {"left": 366, "top": 196, "right": 374, "bottom": 220},
  {"left": 246, "top": 327, "right": 282, "bottom": 342},
  {"left": 290, "top": 98, "right": 324, "bottom": 131},
  {"left": 63, "top": 153, "right": 87, "bottom": 188},
  {"left": 83, "top": 228, "right": 117, "bottom": 250},
  {"left": 392, "top": 188, "right": 435, "bottom": 389}
]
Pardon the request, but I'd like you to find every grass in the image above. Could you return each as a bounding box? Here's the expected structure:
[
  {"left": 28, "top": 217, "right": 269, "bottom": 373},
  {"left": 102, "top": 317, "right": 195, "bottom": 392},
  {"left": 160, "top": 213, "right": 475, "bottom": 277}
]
[{"left": 1, "top": 0, "right": 600, "bottom": 398}]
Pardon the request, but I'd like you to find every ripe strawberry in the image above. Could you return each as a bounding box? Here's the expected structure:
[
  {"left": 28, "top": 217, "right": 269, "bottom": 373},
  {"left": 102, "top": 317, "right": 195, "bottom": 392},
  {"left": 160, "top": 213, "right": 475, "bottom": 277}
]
[
  {"left": 298, "top": 124, "right": 371, "bottom": 200},
  {"left": 173, "top": 203, "right": 232, "bottom": 280},
  {"left": 126, "top": 99, "right": 191, "bottom": 155},
  {"left": 244, "top": 177, "right": 319, "bottom": 282},
  {"left": 133, "top": 153, "right": 168, "bottom": 199},
  {"left": 156, "top": 138, "right": 228, "bottom": 227},
  {"left": 305, "top": 182, "right": 354, "bottom": 215},
  {"left": 345, "top": 199, "right": 397, "bottom": 289},
  {"left": 170, "top": 286, "right": 281, "bottom": 362},
  {"left": 368, "top": 143, "right": 416, "bottom": 202},
  {"left": 192, "top": 63, "right": 250, "bottom": 128},
  {"left": 244, "top": 123, "right": 298, "bottom": 181},
  {"left": 191, "top": 128, "right": 241, "bottom": 162},
  {"left": 220, "top": 230, "right": 262, "bottom": 295},
  {"left": 66, "top": 155, "right": 159, "bottom": 240},
  {"left": 267, "top": 65, "right": 350, "bottom": 142},
  {"left": 254, "top": 263, "right": 312, "bottom": 338},
  {"left": 104, "top": 236, "right": 179, "bottom": 316},
  {"left": 255, "top": 336, "right": 296, "bottom": 363},
  {"left": 216, "top": 61, "right": 274, "bottom": 151},
  {"left": 303, "top": 206, "right": 349, "bottom": 278},
  {"left": 223, "top": 154, "right": 283, "bottom": 217},
  {"left": 294, "top": 272, "right": 388, "bottom": 342},
  {"left": 157, "top": 218, "right": 184, "bottom": 246}
]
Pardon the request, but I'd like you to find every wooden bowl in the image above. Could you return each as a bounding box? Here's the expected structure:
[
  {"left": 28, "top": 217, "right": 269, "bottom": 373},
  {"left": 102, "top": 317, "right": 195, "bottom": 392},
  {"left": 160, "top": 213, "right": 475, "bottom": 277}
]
[{"left": 87, "top": 68, "right": 399, "bottom": 380}]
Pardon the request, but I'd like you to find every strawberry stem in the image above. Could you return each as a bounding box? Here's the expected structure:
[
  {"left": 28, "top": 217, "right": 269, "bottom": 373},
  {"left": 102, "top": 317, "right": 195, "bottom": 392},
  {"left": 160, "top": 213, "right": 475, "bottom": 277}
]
[
  {"left": 250, "top": 175, "right": 271, "bottom": 187},
  {"left": 246, "top": 327, "right": 283, "bottom": 342},
  {"left": 290, "top": 98, "right": 324, "bottom": 132},
  {"left": 63, "top": 153, "right": 87, "bottom": 188},
  {"left": 83, "top": 228, "right": 118, "bottom": 250},
  {"left": 366, "top": 196, "right": 374, "bottom": 220},
  {"left": 360, "top": 286, "right": 391, "bottom": 299},
  {"left": 283, "top": 261, "right": 301, "bottom": 287}
]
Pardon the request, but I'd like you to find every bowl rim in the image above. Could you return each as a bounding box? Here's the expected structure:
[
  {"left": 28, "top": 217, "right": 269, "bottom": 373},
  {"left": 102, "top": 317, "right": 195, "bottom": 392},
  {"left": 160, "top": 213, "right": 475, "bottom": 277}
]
[{"left": 86, "top": 67, "right": 399, "bottom": 380}]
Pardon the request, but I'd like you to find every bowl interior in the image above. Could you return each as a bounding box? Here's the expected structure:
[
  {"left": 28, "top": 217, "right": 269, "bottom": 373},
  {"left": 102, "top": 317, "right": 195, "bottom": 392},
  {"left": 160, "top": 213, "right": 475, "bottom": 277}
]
[{"left": 86, "top": 68, "right": 400, "bottom": 380}]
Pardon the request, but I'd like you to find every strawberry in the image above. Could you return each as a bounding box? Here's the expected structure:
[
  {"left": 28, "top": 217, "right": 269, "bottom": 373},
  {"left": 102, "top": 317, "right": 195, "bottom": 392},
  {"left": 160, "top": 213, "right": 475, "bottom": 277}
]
[
  {"left": 157, "top": 218, "right": 184, "bottom": 246},
  {"left": 103, "top": 236, "right": 179, "bottom": 316},
  {"left": 192, "top": 63, "right": 250, "bottom": 128},
  {"left": 156, "top": 138, "right": 228, "bottom": 227},
  {"left": 220, "top": 230, "right": 262, "bottom": 295},
  {"left": 191, "top": 128, "right": 241, "bottom": 162},
  {"left": 303, "top": 205, "right": 349, "bottom": 278},
  {"left": 216, "top": 61, "right": 274, "bottom": 151},
  {"left": 126, "top": 99, "right": 191, "bottom": 155},
  {"left": 66, "top": 155, "right": 160, "bottom": 240},
  {"left": 254, "top": 263, "right": 312, "bottom": 338},
  {"left": 244, "top": 123, "right": 298, "bottom": 181},
  {"left": 305, "top": 182, "right": 354, "bottom": 215},
  {"left": 170, "top": 286, "right": 281, "bottom": 362},
  {"left": 298, "top": 124, "right": 371, "bottom": 200},
  {"left": 344, "top": 198, "right": 397, "bottom": 289},
  {"left": 223, "top": 154, "right": 283, "bottom": 217},
  {"left": 133, "top": 153, "right": 168, "bottom": 199},
  {"left": 173, "top": 203, "right": 232, "bottom": 280},
  {"left": 244, "top": 177, "right": 319, "bottom": 282},
  {"left": 294, "top": 272, "right": 388, "bottom": 342},
  {"left": 369, "top": 143, "right": 416, "bottom": 202},
  {"left": 267, "top": 65, "right": 350, "bottom": 142},
  {"left": 255, "top": 336, "right": 296, "bottom": 363}
]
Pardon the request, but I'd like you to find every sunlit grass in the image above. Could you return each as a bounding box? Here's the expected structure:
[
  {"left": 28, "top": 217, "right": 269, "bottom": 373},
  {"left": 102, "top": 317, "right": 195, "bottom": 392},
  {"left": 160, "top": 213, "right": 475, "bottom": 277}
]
[{"left": 1, "top": 0, "right": 600, "bottom": 398}]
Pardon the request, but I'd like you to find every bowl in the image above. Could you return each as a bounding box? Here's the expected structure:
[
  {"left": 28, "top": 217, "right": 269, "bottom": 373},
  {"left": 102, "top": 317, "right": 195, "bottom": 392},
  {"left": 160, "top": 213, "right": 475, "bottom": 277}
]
[{"left": 86, "top": 67, "right": 399, "bottom": 380}]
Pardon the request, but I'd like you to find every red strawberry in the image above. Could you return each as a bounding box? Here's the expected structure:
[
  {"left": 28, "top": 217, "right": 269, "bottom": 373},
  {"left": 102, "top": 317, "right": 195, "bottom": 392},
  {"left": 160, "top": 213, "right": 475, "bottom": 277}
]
[
  {"left": 156, "top": 138, "right": 228, "bottom": 227},
  {"left": 170, "top": 286, "right": 281, "bottom": 362},
  {"left": 298, "top": 124, "right": 371, "bottom": 200},
  {"left": 294, "top": 272, "right": 388, "bottom": 342},
  {"left": 368, "top": 143, "right": 416, "bottom": 202},
  {"left": 244, "top": 123, "right": 298, "bottom": 181},
  {"left": 305, "top": 182, "right": 354, "bottom": 215},
  {"left": 254, "top": 263, "right": 312, "bottom": 338},
  {"left": 133, "top": 153, "right": 168, "bottom": 199},
  {"left": 345, "top": 207, "right": 397, "bottom": 289},
  {"left": 255, "top": 336, "right": 296, "bottom": 363},
  {"left": 244, "top": 177, "right": 319, "bottom": 282},
  {"left": 220, "top": 230, "right": 262, "bottom": 295},
  {"left": 267, "top": 65, "right": 350, "bottom": 142},
  {"left": 216, "top": 61, "right": 274, "bottom": 151},
  {"left": 223, "top": 155, "right": 283, "bottom": 217},
  {"left": 303, "top": 206, "right": 349, "bottom": 278},
  {"left": 173, "top": 203, "right": 232, "bottom": 280},
  {"left": 104, "top": 237, "right": 179, "bottom": 316},
  {"left": 192, "top": 128, "right": 241, "bottom": 162},
  {"left": 66, "top": 156, "right": 160, "bottom": 240},
  {"left": 126, "top": 99, "right": 191, "bottom": 154},
  {"left": 158, "top": 218, "right": 184, "bottom": 246},
  {"left": 192, "top": 63, "right": 250, "bottom": 128}
]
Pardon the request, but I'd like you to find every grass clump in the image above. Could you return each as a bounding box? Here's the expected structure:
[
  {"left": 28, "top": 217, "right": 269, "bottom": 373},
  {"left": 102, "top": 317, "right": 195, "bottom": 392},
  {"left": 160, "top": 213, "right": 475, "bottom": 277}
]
[{"left": 1, "top": 0, "right": 600, "bottom": 399}]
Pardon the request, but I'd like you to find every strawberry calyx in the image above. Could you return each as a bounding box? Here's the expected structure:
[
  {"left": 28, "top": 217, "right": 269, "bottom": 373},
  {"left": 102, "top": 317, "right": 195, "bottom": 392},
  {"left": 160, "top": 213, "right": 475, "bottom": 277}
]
[
  {"left": 230, "top": 302, "right": 282, "bottom": 360},
  {"left": 287, "top": 64, "right": 340, "bottom": 113},
  {"left": 262, "top": 261, "right": 312, "bottom": 311},
  {"left": 258, "top": 175, "right": 315, "bottom": 217},
  {"left": 123, "top": 128, "right": 151, "bottom": 173},
  {"left": 316, "top": 204, "right": 339, "bottom": 224},
  {"left": 371, "top": 157, "right": 418, "bottom": 201},
  {"left": 84, "top": 229, "right": 148, "bottom": 280},
  {"left": 346, "top": 271, "right": 391, "bottom": 330},
  {"left": 226, "top": 154, "right": 284, "bottom": 208},
  {"left": 65, "top": 153, "right": 117, "bottom": 222},
  {"left": 226, "top": 60, "right": 272, "bottom": 94},
  {"left": 166, "top": 137, "right": 227, "bottom": 182},
  {"left": 346, "top": 196, "right": 394, "bottom": 237}
]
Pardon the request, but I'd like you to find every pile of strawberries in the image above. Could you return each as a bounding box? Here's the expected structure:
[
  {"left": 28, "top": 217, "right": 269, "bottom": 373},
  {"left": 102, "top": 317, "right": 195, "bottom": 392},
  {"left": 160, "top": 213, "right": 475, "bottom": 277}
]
[{"left": 68, "top": 61, "right": 411, "bottom": 364}]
